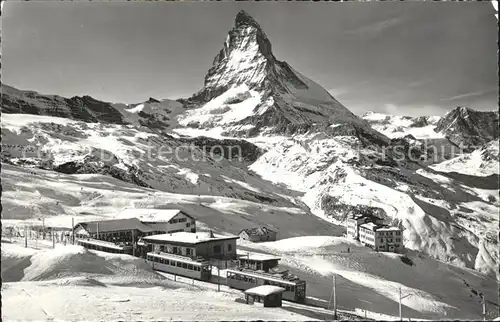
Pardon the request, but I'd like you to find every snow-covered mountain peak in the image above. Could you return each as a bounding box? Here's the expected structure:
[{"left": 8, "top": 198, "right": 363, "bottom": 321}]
[
  {"left": 190, "top": 11, "right": 275, "bottom": 104},
  {"left": 435, "top": 106, "right": 499, "bottom": 148},
  {"left": 178, "top": 12, "right": 387, "bottom": 142},
  {"left": 235, "top": 10, "right": 260, "bottom": 28}
]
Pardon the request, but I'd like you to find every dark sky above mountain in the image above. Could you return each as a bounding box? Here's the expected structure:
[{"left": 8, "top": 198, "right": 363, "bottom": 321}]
[{"left": 2, "top": 1, "right": 498, "bottom": 116}]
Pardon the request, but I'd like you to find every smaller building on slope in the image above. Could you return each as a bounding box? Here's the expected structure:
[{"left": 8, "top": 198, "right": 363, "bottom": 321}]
[
  {"left": 359, "top": 222, "right": 403, "bottom": 253},
  {"left": 116, "top": 208, "right": 196, "bottom": 234},
  {"left": 244, "top": 285, "right": 285, "bottom": 307},
  {"left": 346, "top": 214, "right": 385, "bottom": 240},
  {"left": 239, "top": 226, "right": 277, "bottom": 242}
]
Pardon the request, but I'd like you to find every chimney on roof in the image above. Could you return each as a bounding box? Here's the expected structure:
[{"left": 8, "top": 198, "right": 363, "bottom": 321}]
[{"left": 209, "top": 230, "right": 215, "bottom": 238}]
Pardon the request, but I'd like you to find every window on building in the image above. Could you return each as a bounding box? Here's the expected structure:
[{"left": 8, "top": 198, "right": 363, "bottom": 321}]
[
  {"left": 186, "top": 248, "right": 192, "bottom": 256},
  {"left": 170, "top": 261, "right": 175, "bottom": 266},
  {"left": 228, "top": 244, "right": 232, "bottom": 251},
  {"left": 396, "top": 238, "right": 400, "bottom": 242},
  {"left": 187, "top": 264, "right": 193, "bottom": 270},
  {"left": 173, "top": 247, "right": 178, "bottom": 254},
  {"left": 186, "top": 223, "right": 190, "bottom": 227},
  {"left": 213, "top": 245, "right": 222, "bottom": 253},
  {"left": 182, "top": 263, "right": 187, "bottom": 269},
  {"left": 178, "top": 218, "right": 187, "bottom": 223},
  {"left": 171, "top": 219, "right": 178, "bottom": 224},
  {"left": 176, "top": 262, "right": 182, "bottom": 267}
]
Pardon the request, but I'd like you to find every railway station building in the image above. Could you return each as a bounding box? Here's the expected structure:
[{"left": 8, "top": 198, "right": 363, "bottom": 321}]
[{"left": 141, "top": 230, "right": 239, "bottom": 261}]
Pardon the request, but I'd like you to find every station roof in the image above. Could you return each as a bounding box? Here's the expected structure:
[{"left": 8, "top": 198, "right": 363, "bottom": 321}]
[
  {"left": 77, "top": 238, "right": 132, "bottom": 250},
  {"left": 116, "top": 208, "right": 193, "bottom": 223},
  {"left": 244, "top": 285, "right": 286, "bottom": 297},
  {"left": 143, "top": 231, "right": 239, "bottom": 245},
  {"left": 76, "top": 218, "right": 155, "bottom": 234},
  {"left": 237, "top": 250, "right": 281, "bottom": 261}
]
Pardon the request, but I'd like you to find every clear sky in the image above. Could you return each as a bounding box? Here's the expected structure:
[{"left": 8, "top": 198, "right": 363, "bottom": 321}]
[{"left": 2, "top": 1, "right": 498, "bottom": 116}]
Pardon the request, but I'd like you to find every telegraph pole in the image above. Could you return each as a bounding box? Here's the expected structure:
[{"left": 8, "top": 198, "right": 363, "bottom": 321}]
[
  {"left": 24, "top": 226, "right": 28, "bottom": 248},
  {"left": 333, "top": 274, "right": 338, "bottom": 320},
  {"left": 399, "top": 287, "right": 402, "bottom": 321},
  {"left": 399, "top": 286, "right": 413, "bottom": 321},
  {"left": 217, "top": 259, "right": 221, "bottom": 292},
  {"left": 71, "top": 217, "right": 75, "bottom": 245},
  {"left": 132, "top": 230, "right": 136, "bottom": 257},
  {"left": 481, "top": 295, "right": 486, "bottom": 321}
]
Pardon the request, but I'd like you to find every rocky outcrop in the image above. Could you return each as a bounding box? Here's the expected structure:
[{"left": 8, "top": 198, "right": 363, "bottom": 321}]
[
  {"left": 435, "top": 106, "right": 499, "bottom": 150},
  {"left": 1, "top": 84, "right": 126, "bottom": 124}
]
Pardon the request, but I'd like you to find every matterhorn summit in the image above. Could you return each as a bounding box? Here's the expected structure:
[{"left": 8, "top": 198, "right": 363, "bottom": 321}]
[{"left": 180, "top": 11, "right": 387, "bottom": 143}]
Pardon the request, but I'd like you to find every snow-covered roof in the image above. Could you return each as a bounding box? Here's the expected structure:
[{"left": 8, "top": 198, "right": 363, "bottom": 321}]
[
  {"left": 237, "top": 250, "right": 281, "bottom": 261},
  {"left": 376, "top": 226, "right": 401, "bottom": 232},
  {"left": 359, "top": 222, "right": 379, "bottom": 231},
  {"left": 77, "top": 218, "right": 156, "bottom": 234},
  {"left": 143, "top": 231, "right": 239, "bottom": 245},
  {"left": 117, "top": 208, "right": 193, "bottom": 223},
  {"left": 77, "top": 238, "right": 132, "bottom": 251},
  {"left": 244, "top": 285, "right": 286, "bottom": 297}
]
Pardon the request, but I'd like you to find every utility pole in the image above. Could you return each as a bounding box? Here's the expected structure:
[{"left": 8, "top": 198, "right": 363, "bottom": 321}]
[
  {"left": 71, "top": 217, "right": 75, "bottom": 245},
  {"left": 132, "top": 230, "right": 136, "bottom": 257},
  {"left": 399, "top": 287, "right": 402, "bottom": 321},
  {"left": 52, "top": 230, "right": 55, "bottom": 249},
  {"left": 217, "top": 259, "right": 221, "bottom": 292},
  {"left": 399, "top": 286, "right": 413, "bottom": 321},
  {"left": 24, "top": 226, "right": 28, "bottom": 248},
  {"left": 481, "top": 295, "right": 486, "bottom": 321},
  {"left": 97, "top": 222, "right": 100, "bottom": 240},
  {"left": 333, "top": 274, "right": 337, "bottom": 321}
]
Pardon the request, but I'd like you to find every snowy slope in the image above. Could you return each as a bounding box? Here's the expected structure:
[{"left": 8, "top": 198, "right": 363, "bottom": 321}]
[
  {"left": 0, "top": 162, "right": 342, "bottom": 239},
  {"left": 246, "top": 133, "right": 499, "bottom": 278},
  {"left": 239, "top": 236, "right": 499, "bottom": 320},
  {"left": 430, "top": 140, "right": 500, "bottom": 177},
  {"left": 362, "top": 112, "right": 443, "bottom": 140},
  {"left": 1, "top": 243, "right": 317, "bottom": 321},
  {"left": 1, "top": 113, "right": 304, "bottom": 206}
]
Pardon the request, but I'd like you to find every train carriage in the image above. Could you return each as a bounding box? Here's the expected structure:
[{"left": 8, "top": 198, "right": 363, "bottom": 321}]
[
  {"left": 226, "top": 269, "right": 306, "bottom": 303},
  {"left": 146, "top": 252, "right": 212, "bottom": 281}
]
